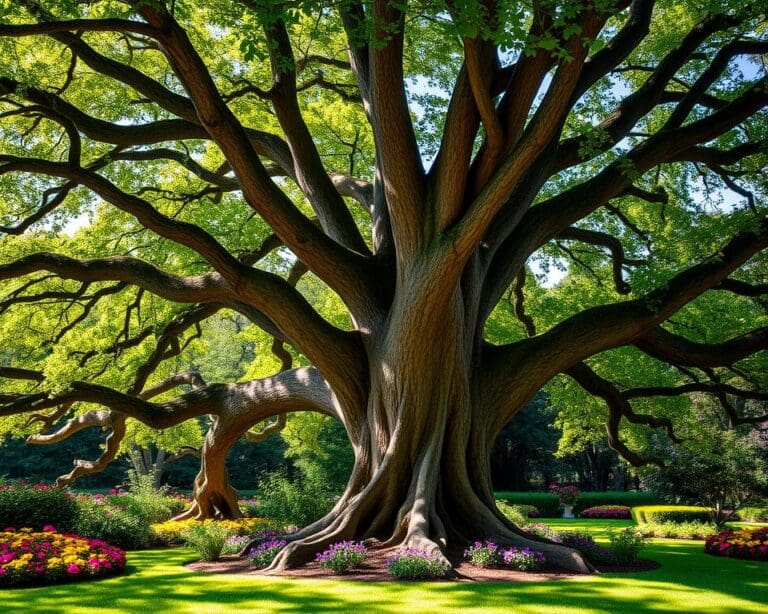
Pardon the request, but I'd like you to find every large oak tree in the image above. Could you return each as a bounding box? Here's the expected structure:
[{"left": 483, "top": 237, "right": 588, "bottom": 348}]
[{"left": 1, "top": 0, "right": 767, "bottom": 572}]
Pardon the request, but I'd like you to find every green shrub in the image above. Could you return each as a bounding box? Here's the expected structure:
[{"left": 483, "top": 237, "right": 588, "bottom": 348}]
[
  {"left": 386, "top": 549, "right": 449, "bottom": 579},
  {"left": 495, "top": 492, "right": 561, "bottom": 517},
  {"left": 738, "top": 507, "right": 768, "bottom": 522},
  {"left": 635, "top": 521, "right": 714, "bottom": 540},
  {"left": 74, "top": 500, "right": 155, "bottom": 550},
  {"left": 182, "top": 522, "right": 231, "bottom": 562},
  {"left": 0, "top": 482, "right": 79, "bottom": 531},
  {"left": 608, "top": 527, "right": 648, "bottom": 564},
  {"left": 464, "top": 540, "right": 502, "bottom": 567},
  {"left": 632, "top": 505, "right": 711, "bottom": 524},
  {"left": 496, "top": 501, "right": 528, "bottom": 526},
  {"left": 510, "top": 504, "right": 540, "bottom": 518},
  {"left": 572, "top": 492, "right": 662, "bottom": 515},
  {"left": 255, "top": 466, "right": 336, "bottom": 526}
]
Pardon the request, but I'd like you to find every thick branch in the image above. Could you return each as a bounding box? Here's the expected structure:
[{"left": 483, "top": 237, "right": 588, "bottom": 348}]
[{"left": 635, "top": 326, "right": 768, "bottom": 367}]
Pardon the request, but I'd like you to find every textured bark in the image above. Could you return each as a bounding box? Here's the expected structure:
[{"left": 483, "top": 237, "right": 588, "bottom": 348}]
[{"left": 1, "top": 0, "right": 766, "bottom": 578}]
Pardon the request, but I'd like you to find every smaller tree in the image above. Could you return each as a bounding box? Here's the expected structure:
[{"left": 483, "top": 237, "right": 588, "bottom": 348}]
[{"left": 649, "top": 429, "right": 768, "bottom": 527}]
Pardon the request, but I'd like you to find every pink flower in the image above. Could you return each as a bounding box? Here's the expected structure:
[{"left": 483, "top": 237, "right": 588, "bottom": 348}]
[
  {"left": 42, "top": 525, "right": 57, "bottom": 532},
  {"left": 67, "top": 564, "right": 80, "bottom": 575},
  {"left": 109, "top": 489, "right": 117, "bottom": 495},
  {"left": 719, "top": 543, "right": 731, "bottom": 551},
  {"left": 0, "top": 553, "right": 16, "bottom": 564}
]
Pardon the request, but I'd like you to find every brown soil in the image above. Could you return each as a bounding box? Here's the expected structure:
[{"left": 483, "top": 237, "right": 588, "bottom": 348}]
[{"left": 185, "top": 548, "right": 660, "bottom": 582}]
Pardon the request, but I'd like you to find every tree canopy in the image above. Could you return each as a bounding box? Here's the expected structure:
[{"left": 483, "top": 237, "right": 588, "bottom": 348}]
[{"left": 0, "top": 0, "right": 766, "bottom": 573}]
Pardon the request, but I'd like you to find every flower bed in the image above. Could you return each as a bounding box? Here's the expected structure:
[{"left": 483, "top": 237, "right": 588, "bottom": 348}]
[
  {"left": 0, "top": 526, "right": 126, "bottom": 586},
  {"left": 580, "top": 505, "right": 632, "bottom": 519},
  {"left": 151, "top": 517, "right": 272, "bottom": 544},
  {"left": 705, "top": 527, "right": 768, "bottom": 561},
  {"left": 315, "top": 541, "right": 367, "bottom": 574}
]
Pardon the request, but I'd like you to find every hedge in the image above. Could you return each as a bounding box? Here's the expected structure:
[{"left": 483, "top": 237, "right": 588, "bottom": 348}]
[
  {"left": 0, "top": 483, "right": 79, "bottom": 532},
  {"left": 494, "top": 492, "right": 561, "bottom": 517},
  {"left": 738, "top": 507, "right": 768, "bottom": 522},
  {"left": 494, "top": 491, "right": 664, "bottom": 517},
  {"left": 632, "top": 505, "right": 711, "bottom": 525},
  {"left": 572, "top": 492, "right": 662, "bottom": 515}
]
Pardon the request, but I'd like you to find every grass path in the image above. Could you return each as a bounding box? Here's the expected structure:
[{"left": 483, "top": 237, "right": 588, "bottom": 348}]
[{"left": 3, "top": 520, "right": 766, "bottom": 613}]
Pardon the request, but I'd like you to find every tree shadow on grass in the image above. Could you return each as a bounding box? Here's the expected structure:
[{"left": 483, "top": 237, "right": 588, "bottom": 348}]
[{"left": 4, "top": 543, "right": 766, "bottom": 614}]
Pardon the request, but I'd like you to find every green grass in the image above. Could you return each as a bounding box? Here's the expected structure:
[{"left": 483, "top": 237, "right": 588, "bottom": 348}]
[{"left": 3, "top": 519, "right": 766, "bottom": 613}]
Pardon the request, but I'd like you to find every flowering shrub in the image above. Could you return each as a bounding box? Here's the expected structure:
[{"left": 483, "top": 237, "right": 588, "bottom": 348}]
[
  {"left": 705, "top": 527, "right": 768, "bottom": 561},
  {"left": 315, "top": 541, "right": 367, "bottom": 574},
  {"left": 464, "top": 540, "right": 502, "bottom": 567},
  {"left": 0, "top": 482, "right": 79, "bottom": 532},
  {"left": 501, "top": 547, "right": 546, "bottom": 571},
  {"left": 0, "top": 526, "right": 125, "bottom": 586},
  {"left": 151, "top": 518, "right": 272, "bottom": 544},
  {"left": 579, "top": 505, "right": 631, "bottom": 519},
  {"left": 549, "top": 484, "right": 580, "bottom": 505},
  {"left": 248, "top": 532, "right": 288, "bottom": 568},
  {"left": 386, "top": 548, "right": 449, "bottom": 579}
]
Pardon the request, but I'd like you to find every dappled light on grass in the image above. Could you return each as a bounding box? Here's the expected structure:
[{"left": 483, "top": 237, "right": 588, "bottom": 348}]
[{"left": 0, "top": 530, "right": 765, "bottom": 614}]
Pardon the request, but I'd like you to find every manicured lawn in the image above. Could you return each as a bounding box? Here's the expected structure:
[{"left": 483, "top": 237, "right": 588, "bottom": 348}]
[{"left": 3, "top": 520, "right": 766, "bottom": 613}]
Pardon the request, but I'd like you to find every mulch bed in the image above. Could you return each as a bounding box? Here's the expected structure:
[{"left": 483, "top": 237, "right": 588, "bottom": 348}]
[{"left": 186, "top": 548, "right": 660, "bottom": 582}]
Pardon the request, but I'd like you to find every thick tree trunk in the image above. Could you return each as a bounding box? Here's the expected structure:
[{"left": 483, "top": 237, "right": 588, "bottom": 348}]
[
  {"left": 264, "top": 281, "right": 591, "bottom": 574},
  {"left": 175, "top": 417, "right": 243, "bottom": 520}
]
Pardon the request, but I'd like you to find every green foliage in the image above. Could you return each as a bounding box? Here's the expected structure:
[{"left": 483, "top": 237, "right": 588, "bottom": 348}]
[
  {"left": 115, "top": 471, "right": 174, "bottom": 524},
  {"left": 386, "top": 550, "right": 449, "bottom": 580},
  {"left": 496, "top": 501, "right": 530, "bottom": 526},
  {"left": 0, "top": 483, "right": 79, "bottom": 532},
  {"left": 0, "top": 434, "right": 129, "bottom": 489},
  {"left": 632, "top": 506, "right": 712, "bottom": 525},
  {"left": 279, "top": 413, "right": 353, "bottom": 494},
  {"left": 495, "top": 492, "right": 561, "bottom": 517},
  {"left": 607, "top": 528, "right": 648, "bottom": 565},
  {"left": 315, "top": 541, "right": 367, "bottom": 574},
  {"left": 572, "top": 492, "right": 662, "bottom": 515},
  {"left": 738, "top": 507, "right": 768, "bottom": 523},
  {"left": 181, "top": 522, "right": 231, "bottom": 562},
  {"left": 73, "top": 500, "right": 155, "bottom": 550},
  {"left": 255, "top": 464, "right": 336, "bottom": 527},
  {"left": 464, "top": 540, "right": 502, "bottom": 568},
  {"left": 635, "top": 521, "right": 714, "bottom": 540},
  {"left": 647, "top": 428, "right": 768, "bottom": 526}
]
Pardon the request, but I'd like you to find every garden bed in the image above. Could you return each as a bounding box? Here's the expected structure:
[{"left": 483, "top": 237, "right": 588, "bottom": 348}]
[{"left": 186, "top": 547, "right": 660, "bottom": 582}]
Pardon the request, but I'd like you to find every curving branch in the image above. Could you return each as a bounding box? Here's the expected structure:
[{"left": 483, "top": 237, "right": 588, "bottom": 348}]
[
  {"left": 0, "top": 253, "right": 231, "bottom": 304},
  {"left": 565, "top": 362, "right": 669, "bottom": 467},
  {"left": 133, "top": 5, "right": 374, "bottom": 312},
  {"left": 262, "top": 18, "right": 369, "bottom": 254},
  {"left": 481, "top": 75, "right": 768, "bottom": 319},
  {"left": 557, "top": 227, "right": 646, "bottom": 294},
  {"left": 484, "top": 217, "right": 768, "bottom": 433}
]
